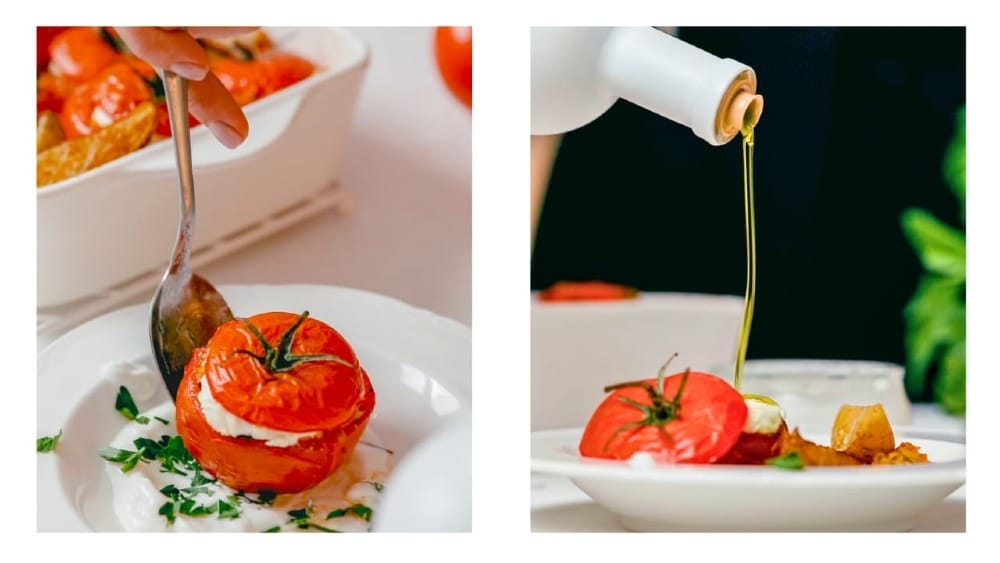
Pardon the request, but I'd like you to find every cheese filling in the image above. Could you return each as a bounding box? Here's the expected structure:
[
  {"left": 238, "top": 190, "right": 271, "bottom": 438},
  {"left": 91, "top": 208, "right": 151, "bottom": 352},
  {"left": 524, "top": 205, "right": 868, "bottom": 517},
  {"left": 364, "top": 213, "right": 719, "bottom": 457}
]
[
  {"left": 197, "top": 377, "right": 321, "bottom": 447},
  {"left": 743, "top": 398, "right": 784, "bottom": 434}
]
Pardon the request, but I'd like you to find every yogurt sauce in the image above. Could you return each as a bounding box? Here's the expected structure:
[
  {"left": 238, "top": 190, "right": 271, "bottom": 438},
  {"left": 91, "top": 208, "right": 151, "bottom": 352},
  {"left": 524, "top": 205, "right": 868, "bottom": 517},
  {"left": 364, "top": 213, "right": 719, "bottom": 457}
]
[{"left": 104, "top": 402, "right": 392, "bottom": 532}]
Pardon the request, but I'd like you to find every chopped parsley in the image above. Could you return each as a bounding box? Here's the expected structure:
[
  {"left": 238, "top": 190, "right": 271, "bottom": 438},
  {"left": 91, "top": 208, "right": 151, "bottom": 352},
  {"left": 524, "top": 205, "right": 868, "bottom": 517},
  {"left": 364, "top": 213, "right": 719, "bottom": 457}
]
[
  {"left": 364, "top": 481, "right": 384, "bottom": 492},
  {"left": 98, "top": 446, "right": 148, "bottom": 472},
  {"left": 283, "top": 501, "right": 341, "bottom": 533},
  {"left": 115, "top": 386, "right": 150, "bottom": 424},
  {"left": 37, "top": 430, "right": 63, "bottom": 452},
  {"left": 236, "top": 489, "right": 277, "bottom": 506},
  {"left": 765, "top": 451, "right": 805, "bottom": 470},
  {"left": 154, "top": 416, "right": 170, "bottom": 425},
  {"left": 326, "top": 503, "right": 373, "bottom": 522}
]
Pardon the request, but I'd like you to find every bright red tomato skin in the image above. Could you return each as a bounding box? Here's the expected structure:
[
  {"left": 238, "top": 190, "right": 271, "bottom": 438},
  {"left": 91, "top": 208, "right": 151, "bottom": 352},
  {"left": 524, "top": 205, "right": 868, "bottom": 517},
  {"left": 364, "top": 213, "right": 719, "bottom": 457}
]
[
  {"left": 38, "top": 26, "right": 73, "bottom": 70},
  {"left": 48, "top": 27, "right": 120, "bottom": 82},
  {"left": 211, "top": 59, "right": 261, "bottom": 106},
  {"left": 60, "top": 62, "right": 152, "bottom": 138},
  {"left": 579, "top": 371, "right": 748, "bottom": 464},
  {"left": 257, "top": 53, "right": 315, "bottom": 95},
  {"left": 175, "top": 312, "right": 376, "bottom": 493},
  {"left": 176, "top": 348, "right": 375, "bottom": 493},
  {"left": 434, "top": 27, "right": 472, "bottom": 108},
  {"left": 201, "top": 312, "right": 368, "bottom": 433}
]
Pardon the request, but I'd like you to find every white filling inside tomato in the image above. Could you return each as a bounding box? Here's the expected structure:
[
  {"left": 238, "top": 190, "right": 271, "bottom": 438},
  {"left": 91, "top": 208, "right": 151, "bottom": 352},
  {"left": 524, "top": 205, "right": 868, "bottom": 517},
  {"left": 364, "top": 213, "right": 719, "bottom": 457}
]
[
  {"left": 743, "top": 398, "right": 784, "bottom": 434},
  {"left": 197, "top": 376, "right": 321, "bottom": 447}
]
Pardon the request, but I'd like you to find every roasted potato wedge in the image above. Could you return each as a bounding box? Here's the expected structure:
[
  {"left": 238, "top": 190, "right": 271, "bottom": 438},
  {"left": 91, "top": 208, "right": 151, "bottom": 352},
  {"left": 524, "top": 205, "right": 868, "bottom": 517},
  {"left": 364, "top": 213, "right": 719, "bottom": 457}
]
[
  {"left": 37, "top": 101, "right": 156, "bottom": 187},
  {"left": 779, "top": 428, "right": 863, "bottom": 466},
  {"left": 830, "top": 404, "right": 896, "bottom": 462},
  {"left": 37, "top": 111, "right": 65, "bottom": 153}
]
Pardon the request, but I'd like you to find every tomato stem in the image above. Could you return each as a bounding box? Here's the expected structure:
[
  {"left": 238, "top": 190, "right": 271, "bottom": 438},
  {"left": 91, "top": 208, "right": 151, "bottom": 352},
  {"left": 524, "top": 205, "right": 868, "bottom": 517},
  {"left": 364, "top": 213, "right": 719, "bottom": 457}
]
[
  {"left": 235, "top": 311, "right": 354, "bottom": 374},
  {"left": 601, "top": 363, "right": 692, "bottom": 454}
]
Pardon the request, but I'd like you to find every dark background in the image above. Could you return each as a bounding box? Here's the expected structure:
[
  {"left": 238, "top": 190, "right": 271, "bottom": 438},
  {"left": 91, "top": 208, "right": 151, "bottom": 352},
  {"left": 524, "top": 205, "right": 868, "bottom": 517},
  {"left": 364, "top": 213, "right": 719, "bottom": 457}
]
[{"left": 531, "top": 27, "right": 965, "bottom": 393}]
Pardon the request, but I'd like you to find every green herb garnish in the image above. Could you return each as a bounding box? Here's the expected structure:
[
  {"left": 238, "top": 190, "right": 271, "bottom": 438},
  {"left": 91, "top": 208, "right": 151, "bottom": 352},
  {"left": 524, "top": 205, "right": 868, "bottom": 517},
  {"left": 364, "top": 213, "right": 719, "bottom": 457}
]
[
  {"left": 326, "top": 503, "right": 373, "bottom": 522},
  {"left": 765, "top": 451, "right": 805, "bottom": 470},
  {"left": 236, "top": 489, "right": 277, "bottom": 506},
  {"left": 98, "top": 446, "right": 148, "bottom": 472},
  {"left": 262, "top": 526, "right": 281, "bottom": 533},
  {"left": 154, "top": 416, "right": 170, "bottom": 425},
  {"left": 285, "top": 501, "right": 341, "bottom": 533},
  {"left": 37, "top": 430, "right": 63, "bottom": 452},
  {"left": 364, "top": 481, "right": 384, "bottom": 492},
  {"left": 115, "top": 386, "right": 150, "bottom": 424}
]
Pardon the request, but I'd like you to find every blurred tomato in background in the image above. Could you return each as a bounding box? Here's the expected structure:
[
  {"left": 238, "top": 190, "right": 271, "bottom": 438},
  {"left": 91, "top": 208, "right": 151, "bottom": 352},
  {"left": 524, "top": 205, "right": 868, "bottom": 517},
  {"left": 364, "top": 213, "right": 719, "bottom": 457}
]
[{"left": 434, "top": 27, "right": 471, "bottom": 109}]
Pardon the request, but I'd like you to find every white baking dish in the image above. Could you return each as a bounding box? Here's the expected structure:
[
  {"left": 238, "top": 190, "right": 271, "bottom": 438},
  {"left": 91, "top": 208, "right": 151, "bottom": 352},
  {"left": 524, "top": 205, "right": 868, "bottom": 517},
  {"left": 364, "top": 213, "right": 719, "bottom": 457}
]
[{"left": 37, "top": 27, "right": 369, "bottom": 309}]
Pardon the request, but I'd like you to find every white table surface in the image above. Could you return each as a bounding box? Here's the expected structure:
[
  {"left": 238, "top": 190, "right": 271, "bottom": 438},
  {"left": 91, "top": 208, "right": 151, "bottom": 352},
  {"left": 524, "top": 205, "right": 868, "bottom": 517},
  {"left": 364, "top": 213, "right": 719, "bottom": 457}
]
[
  {"left": 532, "top": 403, "right": 966, "bottom": 532},
  {"left": 38, "top": 27, "right": 470, "bottom": 351}
]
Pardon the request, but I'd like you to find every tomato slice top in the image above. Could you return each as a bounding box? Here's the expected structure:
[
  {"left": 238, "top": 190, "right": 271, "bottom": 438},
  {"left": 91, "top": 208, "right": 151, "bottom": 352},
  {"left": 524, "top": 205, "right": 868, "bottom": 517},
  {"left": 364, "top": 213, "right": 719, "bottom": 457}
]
[
  {"left": 201, "top": 312, "right": 368, "bottom": 433},
  {"left": 579, "top": 371, "right": 748, "bottom": 464}
]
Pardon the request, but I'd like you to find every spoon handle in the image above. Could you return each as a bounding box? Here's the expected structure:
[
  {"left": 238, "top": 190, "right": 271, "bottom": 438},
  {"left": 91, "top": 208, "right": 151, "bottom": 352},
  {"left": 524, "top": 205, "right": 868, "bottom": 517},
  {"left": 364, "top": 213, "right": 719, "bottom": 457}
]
[{"left": 163, "top": 70, "right": 195, "bottom": 277}]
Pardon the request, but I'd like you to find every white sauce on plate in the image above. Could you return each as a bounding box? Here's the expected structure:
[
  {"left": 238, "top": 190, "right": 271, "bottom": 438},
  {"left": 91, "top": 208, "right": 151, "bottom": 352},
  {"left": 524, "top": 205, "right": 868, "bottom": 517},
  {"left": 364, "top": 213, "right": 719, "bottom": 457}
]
[
  {"left": 104, "top": 402, "right": 392, "bottom": 532},
  {"left": 101, "top": 361, "right": 159, "bottom": 401}
]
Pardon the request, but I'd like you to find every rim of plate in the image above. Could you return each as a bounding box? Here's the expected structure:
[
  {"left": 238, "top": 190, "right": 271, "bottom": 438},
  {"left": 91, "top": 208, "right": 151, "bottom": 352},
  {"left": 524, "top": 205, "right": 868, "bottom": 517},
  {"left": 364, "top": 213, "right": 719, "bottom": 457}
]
[{"left": 531, "top": 428, "right": 966, "bottom": 487}]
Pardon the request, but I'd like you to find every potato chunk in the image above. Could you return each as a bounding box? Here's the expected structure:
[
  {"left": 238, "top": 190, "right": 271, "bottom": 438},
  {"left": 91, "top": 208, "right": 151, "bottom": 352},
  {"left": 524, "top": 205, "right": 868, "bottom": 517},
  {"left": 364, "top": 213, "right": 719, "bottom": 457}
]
[
  {"left": 830, "top": 404, "right": 896, "bottom": 462},
  {"left": 37, "top": 101, "right": 156, "bottom": 187}
]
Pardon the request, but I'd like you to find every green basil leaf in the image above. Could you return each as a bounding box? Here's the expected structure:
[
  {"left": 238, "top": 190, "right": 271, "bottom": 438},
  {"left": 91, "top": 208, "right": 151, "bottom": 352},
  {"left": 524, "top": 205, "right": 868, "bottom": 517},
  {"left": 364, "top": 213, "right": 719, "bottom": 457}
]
[
  {"left": 765, "top": 451, "right": 804, "bottom": 470},
  {"left": 901, "top": 208, "right": 965, "bottom": 278},
  {"left": 935, "top": 340, "right": 966, "bottom": 415},
  {"left": 37, "top": 430, "right": 63, "bottom": 452},
  {"left": 943, "top": 107, "right": 965, "bottom": 216}
]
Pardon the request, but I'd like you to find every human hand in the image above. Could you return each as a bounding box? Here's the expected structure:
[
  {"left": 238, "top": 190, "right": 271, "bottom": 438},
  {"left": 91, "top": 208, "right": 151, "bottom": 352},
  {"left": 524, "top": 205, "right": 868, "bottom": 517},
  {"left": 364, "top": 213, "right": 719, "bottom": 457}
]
[{"left": 114, "top": 27, "right": 256, "bottom": 148}]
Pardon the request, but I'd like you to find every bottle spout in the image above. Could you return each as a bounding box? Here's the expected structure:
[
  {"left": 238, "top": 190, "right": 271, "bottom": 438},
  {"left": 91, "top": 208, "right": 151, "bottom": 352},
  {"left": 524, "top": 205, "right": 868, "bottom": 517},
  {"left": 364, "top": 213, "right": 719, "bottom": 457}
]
[
  {"left": 729, "top": 91, "right": 764, "bottom": 134},
  {"left": 715, "top": 68, "right": 764, "bottom": 144}
]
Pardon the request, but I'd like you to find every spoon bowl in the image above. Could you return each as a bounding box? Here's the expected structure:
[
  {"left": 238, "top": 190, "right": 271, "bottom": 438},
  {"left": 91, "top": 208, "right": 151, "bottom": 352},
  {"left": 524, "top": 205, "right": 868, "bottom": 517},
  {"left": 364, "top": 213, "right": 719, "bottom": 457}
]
[{"left": 150, "top": 70, "right": 233, "bottom": 400}]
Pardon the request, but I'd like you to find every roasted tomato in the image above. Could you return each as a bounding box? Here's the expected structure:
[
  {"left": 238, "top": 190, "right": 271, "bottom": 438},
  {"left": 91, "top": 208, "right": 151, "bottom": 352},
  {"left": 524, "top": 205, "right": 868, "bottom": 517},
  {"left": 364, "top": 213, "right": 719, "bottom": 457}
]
[
  {"left": 717, "top": 396, "right": 787, "bottom": 464},
  {"left": 153, "top": 101, "right": 201, "bottom": 137},
  {"left": 38, "top": 26, "right": 73, "bottom": 71},
  {"left": 539, "top": 281, "right": 639, "bottom": 302},
  {"left": 210, "top": 58, "right": 262, "bottom": 106},
  {"left": 257, "top": 52, "right": 316, "bottom": 95},
  {"left": 579, "top": 358, "right": 747, "bottom": 464},
  {"left": 175, "top": 311, "right": 375, "bottom": 493},
  {"left": 48, "top": 27, "right": 120, "bottom": 82},
  {"left": 434, "top": 26, "right": 472, "bottom": 108},
  {"left": 60, "top": 62, "right": 152, "bottom": 138}
]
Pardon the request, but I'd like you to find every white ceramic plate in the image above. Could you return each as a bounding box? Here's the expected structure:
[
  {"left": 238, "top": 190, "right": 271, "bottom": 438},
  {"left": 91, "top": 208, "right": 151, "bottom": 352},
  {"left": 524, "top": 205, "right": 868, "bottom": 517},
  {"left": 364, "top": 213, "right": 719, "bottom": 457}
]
[
  {"left": 531, "top": 428, "right": 965, "bottom": 532},
  {"left": 37, "top": 284, "right": 471, "bottom": 532}
]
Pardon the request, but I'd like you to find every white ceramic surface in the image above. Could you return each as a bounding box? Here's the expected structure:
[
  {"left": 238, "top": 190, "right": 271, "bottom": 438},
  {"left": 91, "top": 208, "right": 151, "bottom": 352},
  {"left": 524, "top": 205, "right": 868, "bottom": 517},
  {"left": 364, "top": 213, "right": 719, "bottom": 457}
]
[
  {"left": 531, "top": 292, "right": 743, "bottom": 431},
  {"left": 531, "top": 428, "right": 965, "bottom": 532},
  {"left": 38, "top": 27, "right": 369, "bottom": 307},
  {"left": 36, "top": 284, "right": 471, "bottom": 532},
  {"left": 373, "top": 414, "right": 472, "bottom": 532}
]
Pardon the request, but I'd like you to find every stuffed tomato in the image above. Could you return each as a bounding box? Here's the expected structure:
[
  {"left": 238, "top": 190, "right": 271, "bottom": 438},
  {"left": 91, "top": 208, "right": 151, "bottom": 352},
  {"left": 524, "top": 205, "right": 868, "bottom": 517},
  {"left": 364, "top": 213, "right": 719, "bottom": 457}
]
[{"left": 175, "top": 311, "right": 374, "bottom": 493}]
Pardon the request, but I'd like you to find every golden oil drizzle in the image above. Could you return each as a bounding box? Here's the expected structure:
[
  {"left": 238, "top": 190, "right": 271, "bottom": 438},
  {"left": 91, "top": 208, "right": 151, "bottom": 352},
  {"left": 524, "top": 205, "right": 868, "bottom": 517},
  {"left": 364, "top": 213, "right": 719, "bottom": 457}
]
[{"left": 733, "top": 124, "right": 756, "bottom": 391}]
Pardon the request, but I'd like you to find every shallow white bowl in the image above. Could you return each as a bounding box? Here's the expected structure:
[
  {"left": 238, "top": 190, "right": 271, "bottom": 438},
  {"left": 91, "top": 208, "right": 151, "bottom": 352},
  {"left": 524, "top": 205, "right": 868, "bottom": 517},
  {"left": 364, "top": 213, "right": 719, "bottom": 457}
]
[
  {"left": 36, "top": 284, "right": 470, "bottom": 532},
  {"left": 531, "top": 428, "right": 965, "bottom": 532}
]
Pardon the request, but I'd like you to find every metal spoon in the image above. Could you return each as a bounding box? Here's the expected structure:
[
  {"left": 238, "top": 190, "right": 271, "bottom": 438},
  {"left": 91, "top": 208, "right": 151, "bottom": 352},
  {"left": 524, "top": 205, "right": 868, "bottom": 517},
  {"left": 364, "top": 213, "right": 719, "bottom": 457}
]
[{"left": 150, "top": 70, "right": 233, "bottom": 400}]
